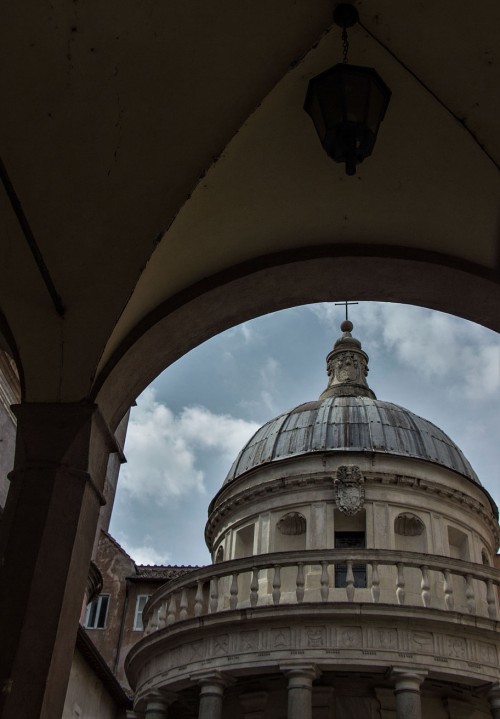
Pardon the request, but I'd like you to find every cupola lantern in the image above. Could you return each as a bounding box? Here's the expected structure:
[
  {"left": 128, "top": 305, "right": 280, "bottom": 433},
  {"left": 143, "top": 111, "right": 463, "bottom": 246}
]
[{"left": 304, "top": 3, "right": 391, "bottom": 175}]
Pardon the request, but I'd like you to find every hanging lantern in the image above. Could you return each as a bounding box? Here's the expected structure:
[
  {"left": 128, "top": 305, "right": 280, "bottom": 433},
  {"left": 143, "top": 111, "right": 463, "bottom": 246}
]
[{"left": 304, "top": 4, "right": 391, "bottom": 176}]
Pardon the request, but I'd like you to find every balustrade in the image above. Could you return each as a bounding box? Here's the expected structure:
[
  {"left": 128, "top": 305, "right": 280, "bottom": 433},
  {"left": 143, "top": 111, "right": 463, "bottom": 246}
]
[{"left": 142, "top": 549, "right": 500, "bottom": 634}]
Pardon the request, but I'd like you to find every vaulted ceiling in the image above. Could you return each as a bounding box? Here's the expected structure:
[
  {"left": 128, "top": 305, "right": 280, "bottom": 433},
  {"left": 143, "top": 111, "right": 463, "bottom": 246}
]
[{"left": 1, "top": 1, "right": 499, "bottom": 424}]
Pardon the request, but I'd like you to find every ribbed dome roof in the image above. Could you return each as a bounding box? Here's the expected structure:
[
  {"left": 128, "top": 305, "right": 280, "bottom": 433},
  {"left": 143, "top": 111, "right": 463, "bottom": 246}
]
[{"left": 224, "top": 396, "right": 479, "bottom": 485}]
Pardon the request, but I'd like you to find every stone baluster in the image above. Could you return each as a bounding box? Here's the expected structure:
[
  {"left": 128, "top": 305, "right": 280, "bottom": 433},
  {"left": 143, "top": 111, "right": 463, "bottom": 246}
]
[
  {"left": 345, "top": 560, "right": 355, "bottom": 602},
  {"left": 229, "top": 573, "right": 239, "bottom": 610},
  {"left": 166, "top": 594, "right": 176, "bottom": 626},
  {"left": 371, "top": 561, "right": 380, "bottom": 603},
  {"left": 391, "top": 669, "right": 427, "bottom": 719},
  {"left": 179, "top": 589, "right": 189, "bottom": 620},
  {"left": 420, "top": 565, "right": 430, "bottom": 607},
  {"left": 272, "top": 565, "right": 282, "bottom": 606},
  {"left": 157, "top": 600, "right": 167, "bottom": 629},
  {"left": 486, "top": 578, "right": 497, "bottom": 619},
  {"left": 465, "top": 574, "right": 476, "bottom": 614},
  {"left": 210, "top": 577, "right": 219, "bottom": 613},
  {"left": 193, "top": 671, "right": 231, "bottom": 719},
  {"left": 488, "top": 682, "right": 500, "bottom": 719},
  {"left": 396, "top": 563, "right": 405, "bottom": 605},
  {"left": 443, "top": 569, "right": 454, "bottom": 610},
  {"left": 194, "top": 580, "right": 204, "bottom": 617},
  {"left": 150, "top": 607, "right": 159, "bottom": 633},
  {"left": 281, "top": 664, "right": 319, "bottom": 719},
  {"left": 250, "top": 568, "right": 259, "bottom": 607},
  {"left": 320, "top": 561, "right": 329, "bottom": 602},
  {"left": 296, "top": 563, "right": 305, "bottom": 603}
]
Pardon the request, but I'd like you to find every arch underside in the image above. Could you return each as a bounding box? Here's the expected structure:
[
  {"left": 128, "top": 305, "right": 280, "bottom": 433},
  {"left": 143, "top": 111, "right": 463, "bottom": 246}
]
[{"left": 95, "top": 245, "right": 500, "bottom": 429}]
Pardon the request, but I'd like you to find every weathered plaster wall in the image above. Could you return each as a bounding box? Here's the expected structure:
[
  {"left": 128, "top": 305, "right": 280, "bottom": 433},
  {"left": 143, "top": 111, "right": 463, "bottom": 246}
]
[{"left": 63, "top": 649, "right": 122, "bottom": 719}]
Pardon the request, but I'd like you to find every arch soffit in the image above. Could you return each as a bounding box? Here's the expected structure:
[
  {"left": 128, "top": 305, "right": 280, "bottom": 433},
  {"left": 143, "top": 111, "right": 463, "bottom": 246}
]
[{"left": 92, "top": 244, "right": 500, "bottom": 430}]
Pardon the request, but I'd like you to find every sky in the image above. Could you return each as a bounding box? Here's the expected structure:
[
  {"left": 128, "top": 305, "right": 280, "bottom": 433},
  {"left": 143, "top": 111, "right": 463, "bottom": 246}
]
[{"left": 109, "top": 302, "right": 500, "bottom": 567}]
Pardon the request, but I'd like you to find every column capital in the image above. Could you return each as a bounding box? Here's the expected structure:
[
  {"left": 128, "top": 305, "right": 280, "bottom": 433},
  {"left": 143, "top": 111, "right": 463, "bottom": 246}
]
[
  {"left": 390, "top": 668, "right": 427, "bottom": 693},
  {"left": 280, "top": 663, "right": 320, "bottom": 684},
  {"left": 191, "top": 670, "right": 234, "bottom": 695}
]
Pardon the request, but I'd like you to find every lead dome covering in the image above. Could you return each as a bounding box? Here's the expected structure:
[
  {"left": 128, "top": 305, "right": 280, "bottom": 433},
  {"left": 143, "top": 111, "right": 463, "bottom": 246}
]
[
  {"left": 224, "top": 395, "right": 479, "bottom": 485},
  {"left": 224, "top": 318, "right": 480, "bottom": 487}
]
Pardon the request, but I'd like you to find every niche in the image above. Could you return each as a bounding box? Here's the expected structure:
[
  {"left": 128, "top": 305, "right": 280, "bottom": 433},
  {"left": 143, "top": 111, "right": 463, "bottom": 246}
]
[
  {"left": 274, "top": 512, "right": 307, "bottom": 553},
  {"left": 447, "top": 526, "right": 469, "bottom": 561},
  {"left": 234, "top": 524, "right": 255, "bottom": 560},
  {"left": 394, "top": 512, "right": 427, "bottom": 553}
]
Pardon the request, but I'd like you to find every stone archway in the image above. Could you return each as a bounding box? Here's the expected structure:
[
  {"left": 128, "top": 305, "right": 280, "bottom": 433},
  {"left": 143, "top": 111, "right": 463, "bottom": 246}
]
[{"left": 94, "top": 245, "right": 500, "bottom": 430}]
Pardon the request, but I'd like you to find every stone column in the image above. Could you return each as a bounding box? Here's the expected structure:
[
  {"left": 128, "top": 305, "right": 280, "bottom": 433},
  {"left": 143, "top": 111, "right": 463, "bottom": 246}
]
[
  {"left": 391, "top": 669, "right": 427, "bottom": 719},
  {"left": 0, "top": 403, "right": 116, "bottom": 719},
  {"left": 145, "top": 691, "right": 176, "bottom": 719},
  {"left": 488, "top": 683, "right": 500, "bottom": 719},
  {"left": 281, "top": 664, "right": 320, "bottom": 719},
  {"left": 194, "top": 671, "right": 230, "bottom": 719}
]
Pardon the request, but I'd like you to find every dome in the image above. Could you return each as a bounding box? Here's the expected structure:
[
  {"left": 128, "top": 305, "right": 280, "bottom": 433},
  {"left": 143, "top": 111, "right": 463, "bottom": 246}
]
[
  {"left": 224, "top": 315, "right": 479, "bottom": 487},
  {"left": 224, "top": 394, "right": 479, "bottom": 485}
]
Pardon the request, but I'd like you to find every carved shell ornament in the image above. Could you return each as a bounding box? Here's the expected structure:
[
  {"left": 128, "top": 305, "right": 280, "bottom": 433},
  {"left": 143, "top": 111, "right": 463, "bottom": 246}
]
[
  {"left": 277, "top": 512, "right": 307, "bottom": 536},
  {"left": 394, "top": 512, "right": 425, "bottom": 536},
  {"left": 334, "top": 465, "right": 365, "bottom": 515}
]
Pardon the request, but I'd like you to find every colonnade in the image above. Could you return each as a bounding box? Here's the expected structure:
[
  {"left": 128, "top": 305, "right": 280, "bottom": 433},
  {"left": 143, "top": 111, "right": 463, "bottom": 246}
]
[{"left": 128, "top": 666, "right": 500, "bottom": 718}]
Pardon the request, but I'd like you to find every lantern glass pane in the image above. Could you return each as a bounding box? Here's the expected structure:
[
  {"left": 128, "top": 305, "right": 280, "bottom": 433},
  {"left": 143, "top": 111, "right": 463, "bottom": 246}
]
[
  {"left": 308, "top": 91, "right": 327, "bottom": 142},
  {"left": 366, "top": 81, "right": 389, "bottom": 134},
  {"left": 343, "top": 71, "right": 370, "bottom": 124},
  {"left": 316, "top": 74, "right": 343, "bottom": 128}
]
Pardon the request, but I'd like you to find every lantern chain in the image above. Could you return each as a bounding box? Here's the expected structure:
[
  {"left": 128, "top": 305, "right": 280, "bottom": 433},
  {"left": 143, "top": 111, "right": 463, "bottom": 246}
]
[{"left": 342, "top": 26, "right": 349, "bottom": 63}]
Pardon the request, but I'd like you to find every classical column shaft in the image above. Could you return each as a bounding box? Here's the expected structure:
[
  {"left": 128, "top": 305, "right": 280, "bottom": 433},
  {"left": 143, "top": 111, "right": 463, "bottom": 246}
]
[
  {"left": 488, "top": 684, "right": 500, "bottom": 719},
  {"left": 282, "top": 665, "right": 319, "bottom": 719},
  {"left": 198, "top": 680, "right": 225, "bottom": 719},
  {"left": 0, "top": 403, "right": 114, "bottom": 719},
  {"left": 391, "top": 669, "right": 427, "bottom": 719},
  {"left": 145, "top": 698, "right": 169, "bottom": 719}
]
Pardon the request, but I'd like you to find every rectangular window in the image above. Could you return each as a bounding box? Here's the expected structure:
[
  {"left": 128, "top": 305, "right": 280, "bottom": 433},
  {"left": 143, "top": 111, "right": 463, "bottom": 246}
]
[
  {"left": 84, "top": 594, "right": 109, "bottom": 629},
  {"left": 133, "top": 594, "right": 150, "bottom": 630},
  {"left": 334, "top": 531, "right": 367, "bottom": 588}
]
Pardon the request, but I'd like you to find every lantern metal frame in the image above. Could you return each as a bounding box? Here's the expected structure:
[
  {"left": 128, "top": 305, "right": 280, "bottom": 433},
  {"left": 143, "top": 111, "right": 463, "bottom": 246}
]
[{"left": 304, "top": 3, "right": 392, "bottom": 175}]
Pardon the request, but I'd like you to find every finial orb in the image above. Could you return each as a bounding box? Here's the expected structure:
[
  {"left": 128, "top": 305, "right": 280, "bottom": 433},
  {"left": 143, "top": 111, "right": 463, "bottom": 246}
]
[{"left": 340, "top": 319, "right": 353, "bottom": 332}]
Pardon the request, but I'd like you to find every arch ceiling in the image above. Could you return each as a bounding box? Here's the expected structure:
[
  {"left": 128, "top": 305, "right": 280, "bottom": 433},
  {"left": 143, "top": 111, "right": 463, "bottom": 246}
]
[{"left": 0, "top": 1, "right": 499, "bottom": 422}]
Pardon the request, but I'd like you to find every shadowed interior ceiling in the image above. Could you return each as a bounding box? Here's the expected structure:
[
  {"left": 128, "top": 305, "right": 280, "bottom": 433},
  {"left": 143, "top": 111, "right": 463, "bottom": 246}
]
[{"left": 0, "top": 0, "right": 499, "bottom": 420}]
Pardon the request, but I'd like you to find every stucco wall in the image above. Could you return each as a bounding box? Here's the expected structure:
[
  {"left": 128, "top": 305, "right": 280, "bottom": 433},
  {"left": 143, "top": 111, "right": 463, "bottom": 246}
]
[{"left": 63, "top": 649, "right": 123, "bottom": 719}]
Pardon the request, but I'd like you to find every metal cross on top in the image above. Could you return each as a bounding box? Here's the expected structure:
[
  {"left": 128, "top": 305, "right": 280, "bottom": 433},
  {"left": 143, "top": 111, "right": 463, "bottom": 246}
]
[{"left": 335, "top": 300, "right": 358, "bottom": 322}]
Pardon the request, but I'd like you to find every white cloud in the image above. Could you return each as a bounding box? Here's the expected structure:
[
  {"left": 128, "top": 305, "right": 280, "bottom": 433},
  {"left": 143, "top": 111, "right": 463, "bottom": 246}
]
[
  {"left": 226, "top": 321, "right": 261, "bottom": 345},
  {"left": 239, "top": 356, "right": 284, "bottom": 418},
  {"left": 120, "top": 388, "right": 259, "bottom": 506},
  {"left": 115, "top": 533, "right": 172, "bottom": 565},
  {"left": 177, "top": 405, "right": 260, "bottom": 459}
]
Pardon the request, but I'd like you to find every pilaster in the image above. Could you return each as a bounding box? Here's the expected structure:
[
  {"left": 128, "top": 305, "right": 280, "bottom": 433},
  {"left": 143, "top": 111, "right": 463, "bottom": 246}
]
[{"left": 0, "top": 402, "right": 115, "bottom": 719}]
